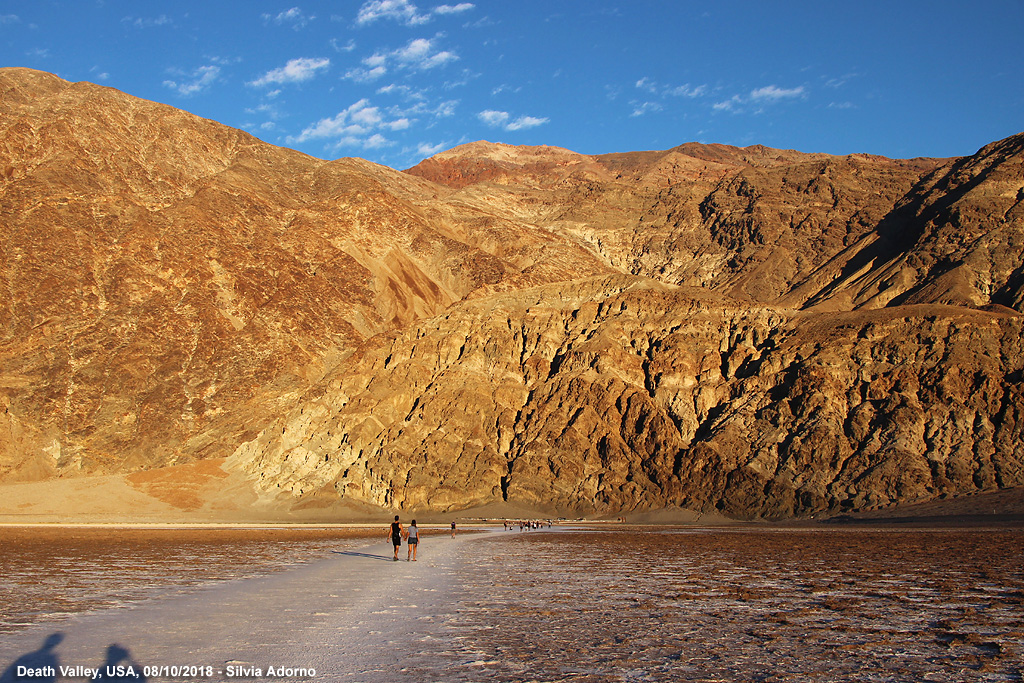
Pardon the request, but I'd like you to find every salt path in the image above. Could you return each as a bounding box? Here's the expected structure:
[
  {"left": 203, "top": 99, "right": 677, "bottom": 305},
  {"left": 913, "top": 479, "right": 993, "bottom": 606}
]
[{"left": 0, "top": 530, "right": 485, "bottom": 683}]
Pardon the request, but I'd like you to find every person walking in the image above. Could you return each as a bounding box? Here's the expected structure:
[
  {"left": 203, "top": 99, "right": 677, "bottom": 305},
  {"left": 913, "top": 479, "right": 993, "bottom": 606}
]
[
  {"left": 450, "top": 521, "right": 456, "bottom": 538},
  {"left": 390, "top": 515, "right": 402, "bottom": 561},
  {"left": 405, "top": 520, "right": 420, "bottom": 561}
]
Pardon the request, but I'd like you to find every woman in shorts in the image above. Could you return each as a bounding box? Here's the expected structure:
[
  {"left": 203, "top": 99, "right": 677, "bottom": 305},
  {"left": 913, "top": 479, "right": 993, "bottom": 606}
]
[{"left": 405, "top": 519, "right": 420, "bottom": 561}]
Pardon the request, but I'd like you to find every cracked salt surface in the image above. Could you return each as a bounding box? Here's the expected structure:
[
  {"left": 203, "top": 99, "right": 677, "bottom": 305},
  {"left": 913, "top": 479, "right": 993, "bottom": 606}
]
[{"left": 1, "top": 526, "right": 1022, "bottom": 682}]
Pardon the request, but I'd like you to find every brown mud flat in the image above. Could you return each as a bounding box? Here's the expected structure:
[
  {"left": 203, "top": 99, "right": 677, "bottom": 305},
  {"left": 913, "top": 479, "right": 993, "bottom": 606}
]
[{"left": 414, "top": 527, "right": 1024, "bottom": 682}]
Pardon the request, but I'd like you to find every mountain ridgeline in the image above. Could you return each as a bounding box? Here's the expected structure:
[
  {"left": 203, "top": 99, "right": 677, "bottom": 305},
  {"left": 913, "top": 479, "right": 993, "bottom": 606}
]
[{"left": 2, "top": 68, "right": 1022, "bottom": 519}]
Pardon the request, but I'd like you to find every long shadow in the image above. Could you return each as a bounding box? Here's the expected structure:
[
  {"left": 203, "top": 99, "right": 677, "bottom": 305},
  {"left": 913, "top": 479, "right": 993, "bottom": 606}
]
[
  {"left": 1, "top": 633, "right": 150, "bottom": 683},
  {"left": 93, "top": 644, "right": 146, "bottom": 682},
  {"left": 332, "top": 550, "right": 394, "bottom": 561},
  {"left": 1, "top": 633, "right": 63, "bottom": 683}
]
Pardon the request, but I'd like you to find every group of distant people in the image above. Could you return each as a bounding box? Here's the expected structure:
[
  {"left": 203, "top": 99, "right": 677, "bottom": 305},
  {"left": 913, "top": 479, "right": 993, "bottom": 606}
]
[{"left": 504, "top": 520, "right": 551, "bottom": 530}]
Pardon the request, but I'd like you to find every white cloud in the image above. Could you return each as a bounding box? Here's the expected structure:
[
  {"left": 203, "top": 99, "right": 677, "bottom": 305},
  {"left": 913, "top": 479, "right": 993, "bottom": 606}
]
[
  {"left": 345, "top": 37, "right": 456, "bottom": 82},
  {"left": 491, "top": 84, "right": 521, "bottom": 96},
  {"left": 417, "top": 141, "right": 447, "bottom": 156},
  {"left": 247, "top": 103, "right": 283, "bottom": 120},
  {"left": 749, "top": 85, "right": 805, "bottom": 101},
  {"left": 355, "top": 0, "right": 474, "bottom": 26},
  {"left": 377, "top": 83, "right": 416, "bottom": 98},
  {"left": 0, "top": 14, "right": 20, "bottom": 24},
  {"left": 635, "top": 77, "right": 705, "bottom": 99},
  {"left": 505, "top": 115, "right": 548, "bottom": 131},
  {"left": 713, "top": 95, "right": 742, "bottom": 112},
  {"left": 331, "top": 38, "right": 357, "bottom": 52},
  {"left": 250, "top": 57, "right": 330, "bottom": 87},
  {"left": 357, "top": 0, "right": 430, "bottom": 26},
  {"left": 123, "top": 15, "right": 172, "bottom": 29},
  {"left": 394, "top": 38, "right": 457, "bottom": 68},
  {"left": 348, "top": 66, "right": 386, "bottom": 82},
  {"left": 262, "top": 7, "right": 314, "bottom": 29},
  {"left": 630, "top": 101, "right": 662, "bottom": 117},
  {"left": 433, "top": 100, "right": 458, "bottom": 117},
  {"left": 478, "top": 110, "right": 509, "bottom": 127},
  {"left": 666, "top": 83, "right": 706, "bottom": 98},
  {"left": 635, "top": 77, "right": 657, "bottom": 94},
  {"left": 630, "top": 78, "right": 706, "bottom": 118},
  {"left": 163, "top": 65, "right": 220, "bottom": 96},
  {"left": 713, "top": 85, "right": 805, "bottom": 113},
  {"left": 478, "top": 110, "right": 548, "bottom": 131},
  {"left": 433, "top": 3, "right": 474, "bottom": 15},
  {"left": 291, "top": 98, "right": 412, "bottom": 150}
]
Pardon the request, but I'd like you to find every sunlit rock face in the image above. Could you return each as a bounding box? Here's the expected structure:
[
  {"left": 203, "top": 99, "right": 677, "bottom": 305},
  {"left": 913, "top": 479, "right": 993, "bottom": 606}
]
[{"left": 3, "top": 68, "right": 1022, "bottom": 519}]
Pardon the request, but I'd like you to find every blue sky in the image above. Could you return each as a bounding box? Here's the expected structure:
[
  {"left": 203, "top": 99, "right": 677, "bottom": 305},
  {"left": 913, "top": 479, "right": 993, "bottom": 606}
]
[{"left": 3, "top": 1, "right": 1023, "bottom": 169}]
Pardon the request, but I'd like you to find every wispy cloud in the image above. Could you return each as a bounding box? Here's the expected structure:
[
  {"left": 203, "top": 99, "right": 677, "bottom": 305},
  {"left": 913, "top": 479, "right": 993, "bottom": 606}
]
[
  {"left": 749, "top": 85, "right": 805, "bottom": 101},
  {"left": 636, "top": 77, "right": 657, "bottom": 94},
  {"left": 262, "top": 7, "right": 315, "bottom": 30},
  {"left": 345, "top": 37, "right": 457, "bottom": 82},
  {"left": 250, "top": 57, "right": 330, "bottom": 87},
  {"left": 246, "top": 102, "right": 284, "bottom": 121},
  {"left": 0, "top": 14, "right": 20, "bottom": 25},
  {"left": 630, "top": 101, "right": 662, "bottom": 117},
  {"left": 433, "top": 3, "right": 475, "bottom": 15},
  {"left": 416, "top": 141, "right": 448, "bottom": 156},
  {"left": 394, "top": 37, "right": 457, "bottom": 68},
  {"left": 122, "top": 15, "right": 172, "bottom": 29},
  {"left": 713, "top": 95, "right": 743, "bottom": 112},
  {"left": 355, "top": 0, "right": 474, "bottom": 26},
  {"left": 714, "top": 84, "right": 807, "bottom": 113},
  {"left": 478, "top": 110, "right": 548, "bottom": 131},
  {"left": 163, "top": 65, "right": 220, "bottom": 96},
  {"left": 635, "top": 76, "right": 706, "bottom": 99},
  {"left": 290, "top": 99, "right": 411, "bottom": 150},
  {"left": 331, "top": 38, "right": 357, "bottom": 52}
]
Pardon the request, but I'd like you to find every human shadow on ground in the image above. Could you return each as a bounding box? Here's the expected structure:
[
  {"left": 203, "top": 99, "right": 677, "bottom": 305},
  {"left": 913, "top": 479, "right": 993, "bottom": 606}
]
[
  {"left": 1, "top": 635, "right": 148, "bottom": 683},
  {"left": 94, "top": 644, "right": 147, "bottom": 682},
  {"left": 332, "top": 550, "right": 394, "bottom": 562},
  {"left": 0, "top": 633, "right": 63, "bottom": 683}
]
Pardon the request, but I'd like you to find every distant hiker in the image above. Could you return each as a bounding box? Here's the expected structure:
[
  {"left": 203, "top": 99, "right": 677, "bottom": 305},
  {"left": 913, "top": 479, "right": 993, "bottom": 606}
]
[
  {"left": 450, "top": 521, "right": 456, "bottom": 538},
  {"left": 390, "top": 516, "right": 402, "bottom": 561},
  {"left": 405, "top": 520, "right": 420, "bottom": 561}
]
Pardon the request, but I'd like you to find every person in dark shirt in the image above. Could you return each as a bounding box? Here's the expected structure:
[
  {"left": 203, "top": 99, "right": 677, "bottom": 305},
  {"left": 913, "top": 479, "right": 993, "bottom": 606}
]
[{"left": 390, "top": 515, "right": 402, "bottom": 561}]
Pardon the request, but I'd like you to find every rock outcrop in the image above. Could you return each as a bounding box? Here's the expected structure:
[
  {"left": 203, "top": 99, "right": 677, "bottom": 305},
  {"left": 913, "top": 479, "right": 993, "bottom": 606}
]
[
  {"left": 2, "top": 68, "right": 1022, "bottom": 519},
  {"left": 230, "top": 276, "right": 1024, "bottom": 517}
]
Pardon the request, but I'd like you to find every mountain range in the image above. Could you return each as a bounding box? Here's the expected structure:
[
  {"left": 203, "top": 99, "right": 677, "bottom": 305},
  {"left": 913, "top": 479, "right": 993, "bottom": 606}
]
[{"left": 1, "top": 67, "right": 1022, "bottom": 521}]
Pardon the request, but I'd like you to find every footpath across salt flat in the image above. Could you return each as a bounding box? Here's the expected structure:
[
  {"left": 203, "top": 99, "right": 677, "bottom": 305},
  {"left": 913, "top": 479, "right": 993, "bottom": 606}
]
[{"left": 0, "top": 529, "right": 490, "bottom": 683}]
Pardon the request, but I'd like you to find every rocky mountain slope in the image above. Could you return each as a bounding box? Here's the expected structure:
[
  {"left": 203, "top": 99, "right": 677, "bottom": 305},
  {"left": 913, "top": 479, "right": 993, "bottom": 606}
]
[{"left": 2, "top": 68, "right": 1022, "bottom": 519}]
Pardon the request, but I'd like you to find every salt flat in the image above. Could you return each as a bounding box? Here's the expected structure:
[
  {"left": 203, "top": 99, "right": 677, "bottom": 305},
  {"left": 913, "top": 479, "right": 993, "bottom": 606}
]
[{"left": 0, "top": 531, "right": 480, "bottom": 682}]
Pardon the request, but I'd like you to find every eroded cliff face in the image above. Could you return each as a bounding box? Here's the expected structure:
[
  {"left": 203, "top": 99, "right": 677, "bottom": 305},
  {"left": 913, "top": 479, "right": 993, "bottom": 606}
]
[
  {"left": 229, "top": 276, "right": 1024, "bottom": 518},
  {"left": 2, "top": 67, "right": 1022, "bottom": 519}
]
